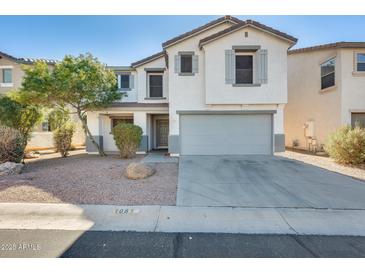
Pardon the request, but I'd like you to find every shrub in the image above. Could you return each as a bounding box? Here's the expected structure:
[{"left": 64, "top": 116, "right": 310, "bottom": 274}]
[
  {"left": 53, "top": 123, "right": 75, "bottom": 157},
  {"left": 47, "top": 107, "right": 70, "bottom": 131},
  {"left": 0, "top": 125, "right": 25, "bottom": 163},
  {"left": 112, "top": 123, "right": 142, "bottom": 158},
  {"left": 325, "top": 125, "right": 365, "bottom": 165},
  {"left": 0, "top": 95, "right": 42, "bottom": 147}
]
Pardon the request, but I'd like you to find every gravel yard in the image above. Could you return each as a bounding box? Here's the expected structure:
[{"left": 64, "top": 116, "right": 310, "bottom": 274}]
[
  {"left": 0, "top": 150, "right": 177, "bottom": 205},
  {"left": 277, "top": 150, "right": 365, "bottom": 181}
]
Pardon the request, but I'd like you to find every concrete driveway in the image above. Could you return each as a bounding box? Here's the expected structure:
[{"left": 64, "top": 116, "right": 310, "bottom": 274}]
[{"left": 177, "top": 155, "right": 365, "bottom": 209}]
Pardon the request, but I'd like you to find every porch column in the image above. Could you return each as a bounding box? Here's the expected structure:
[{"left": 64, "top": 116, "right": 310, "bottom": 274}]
[{"left": 133, "top": 112, "right": 148, "bottom": 153}]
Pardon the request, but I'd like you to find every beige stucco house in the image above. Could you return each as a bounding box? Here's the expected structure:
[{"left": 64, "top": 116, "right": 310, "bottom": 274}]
[
  {"left": 0, "top": 51, "right": 85, "bottom": 150},
  {"left": 285, "top": 42, "right": 365, "bottom": 151},
  {"left": 87, "top": 16, "right": 297, "bottom": 155}
]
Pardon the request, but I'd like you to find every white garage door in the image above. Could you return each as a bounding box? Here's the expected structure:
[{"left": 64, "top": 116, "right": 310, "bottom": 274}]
[{"left": 180, "top": 114, "right": 273, "bottom": 155}]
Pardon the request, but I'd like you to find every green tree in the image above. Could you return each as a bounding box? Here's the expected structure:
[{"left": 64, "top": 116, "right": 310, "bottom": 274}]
[
  {"left": 19, "top": 54, "right": 121, "bottom": 156},
  {"left": 0, "top": 95, "right": 42, "bottom": 148}
]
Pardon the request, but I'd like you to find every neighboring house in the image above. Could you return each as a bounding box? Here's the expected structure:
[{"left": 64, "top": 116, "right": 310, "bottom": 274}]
[
  {"left": 285, "top": 42, "right": 365, "bottom": 151},
  {"left": 86, "top": 16, "right": 297, "bottom": 155},
  {"left": 0, "top": 51, "right": 85, "bottom": 150}
]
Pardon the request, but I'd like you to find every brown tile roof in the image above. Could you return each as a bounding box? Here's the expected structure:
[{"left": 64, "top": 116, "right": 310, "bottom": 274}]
[
  {"left": 199, "top": 19, "right": 297, "bottom": 48},
  {"left": 131, "top": 50, "right": 166, "bottom": 68},
  {"left": 0, "top": 50, "right": 57, "bottom": 65},
  {"left": 288, "top": 42, "right": 365, "bottom": 54},
  {"left": 162, "top": 15, "right": 242, "bottom": 48}
]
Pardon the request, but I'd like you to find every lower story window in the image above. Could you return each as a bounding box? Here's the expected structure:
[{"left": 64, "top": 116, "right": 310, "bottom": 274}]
[{"left": 112, "top": 117, "right": 134, "bottom": 128}]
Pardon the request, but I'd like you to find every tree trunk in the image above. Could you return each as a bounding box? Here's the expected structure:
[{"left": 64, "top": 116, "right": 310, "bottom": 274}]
[{"left": 77, "top": 110, "right": 106, "bottom": 157}]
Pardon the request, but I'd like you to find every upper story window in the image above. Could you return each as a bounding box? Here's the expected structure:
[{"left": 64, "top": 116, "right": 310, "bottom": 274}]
[
  {"left": 225, "top": 47, "right": 267, "bottom": 86},
  {"left": 174, "top": 52, "right": 198, "bottom": 75},
  {"left": 1, "top": 68, "right": 13, "bottom": 87},
  {"left": 148, "top": 73, "right": 163, "bottom": 98},
  {"left": 320, "top": 58, "right": 335, "bottom": 90},
  {"left": 180, "top": 54, "right": 192, "bottom": 73},
  {"left": 116, "top": 73, "right": 134, "bottom": 90},
  {"left": 235, "top": 53, "right": 253, "bottom": 84},
  {"left": 356, "top": 53, "right": 365, "bottom": 72}
]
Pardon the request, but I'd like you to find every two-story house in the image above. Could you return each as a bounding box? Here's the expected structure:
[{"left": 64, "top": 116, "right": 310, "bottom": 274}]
[
  {"left": 285, "top": 42, "right": 365, "bottom": 150},
  {"left": 86, "top": 16, "right": 297, "bottom": 155},
  {"left": 0, "top": 51, "right": 85, "bottom": 150}
]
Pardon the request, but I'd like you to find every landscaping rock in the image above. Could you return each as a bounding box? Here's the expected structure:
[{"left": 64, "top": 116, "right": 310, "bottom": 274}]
[
  {"left": 0, "top": 162, "right": 24, "bottom": 176},
  {"left": 124, "top": 162, "right": 156, "bottom": 180}
]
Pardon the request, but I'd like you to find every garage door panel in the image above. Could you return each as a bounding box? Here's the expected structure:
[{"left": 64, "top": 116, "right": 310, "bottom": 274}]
[{"left": 180, "top": 114, "right": 272, "bottom": 155}]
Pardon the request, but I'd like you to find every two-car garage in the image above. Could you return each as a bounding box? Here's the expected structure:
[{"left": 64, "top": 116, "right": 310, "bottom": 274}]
[{"left": 178, "top": 111, "right": 275, "bottom": 156}]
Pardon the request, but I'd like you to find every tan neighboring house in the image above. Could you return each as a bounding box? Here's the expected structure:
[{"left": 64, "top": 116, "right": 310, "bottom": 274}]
[
  {"left": 285, "top": 42, "right": 365, "bottom": 151},
  {"left": 0, "top": 50, "right": 85, "bottom": 150}
]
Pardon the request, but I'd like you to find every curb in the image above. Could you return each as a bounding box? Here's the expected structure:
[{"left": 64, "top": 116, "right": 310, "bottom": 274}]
[{"left": 1, "top": 203, "right": 365, "bottom": 236}]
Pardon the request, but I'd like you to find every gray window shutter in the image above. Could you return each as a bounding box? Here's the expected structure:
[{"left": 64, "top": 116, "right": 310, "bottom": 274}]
[
  {"left": 117, "top": 74, "right": 121, "bottom": 89},
  {"left": 129, "top": 74, "right": 134, "bottom": 89},
  {"left": 225, "top": 50, "right": 235, "bottom": 84},
  {"left": 256, "top": 49, "right": 268, "bottom": 84},
  {"left": 174, "top": 55, "right": 181, "bottom": 73},
  {"left": 192, "top": 55, "right": 199, "bottom": 73}
]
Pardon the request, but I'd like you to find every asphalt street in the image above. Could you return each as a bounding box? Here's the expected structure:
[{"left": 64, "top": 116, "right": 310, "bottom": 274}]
[{"left": 1, "top": 230, "right": 365, "bottom": 257}]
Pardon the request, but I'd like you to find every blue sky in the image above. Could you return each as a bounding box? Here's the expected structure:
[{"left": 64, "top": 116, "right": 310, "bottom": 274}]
[{"left": 1, "top": 15, "right": 365, "bottom": 66}]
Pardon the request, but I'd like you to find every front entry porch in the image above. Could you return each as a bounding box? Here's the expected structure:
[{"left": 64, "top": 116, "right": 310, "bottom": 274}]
[{"left": 148, "top": 114, "right": 169, "bottom": 151}]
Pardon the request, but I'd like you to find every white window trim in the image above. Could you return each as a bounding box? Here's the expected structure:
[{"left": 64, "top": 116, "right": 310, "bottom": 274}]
[
  {"left": 146, "top": 72, "right": 164, "bottom": 99},
  {"left": 1, "top": 67, "right": 13, "bottom": 86},
  {"left": 235, "top": 51, "right": 256, "bottom": 85},
  {"left": 116, "top": 73, "right": 131, "bottom": 90},
  {"left": 320, "top": 58, "right": 336, "bottom": 90},
  {"left": 0, "top": 83, "right": 13, "bottom": 88},
  {"left": 355, "top": 52, "right": 365, "bottom": 73}
]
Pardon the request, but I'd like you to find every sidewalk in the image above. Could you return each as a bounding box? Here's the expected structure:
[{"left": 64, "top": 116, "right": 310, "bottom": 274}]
[{"left": 1, "top": 203, "right": 365, "bottom": 236}]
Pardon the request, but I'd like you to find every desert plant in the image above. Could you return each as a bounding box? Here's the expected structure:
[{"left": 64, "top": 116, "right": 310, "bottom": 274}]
[
  {"left": 0, "top": 125, "right": 25, "bottom": 163},
  {"left": 19, "top": 54, "right": 121, "bottom": 156},
  {"left": 112, "top": 123, "right": 142, "bottom": 158},
  {"left": 53, "top": 123, "right": 75, "bottom": 157},
  {"left": 325, "top": 125, "right": 365, "bottom": 165},
  {"left": 48, "top": 107, "right": 71, "bottom": 131},
  {"left": 0, "top": 95, "right": 42, "bottom": 147}
]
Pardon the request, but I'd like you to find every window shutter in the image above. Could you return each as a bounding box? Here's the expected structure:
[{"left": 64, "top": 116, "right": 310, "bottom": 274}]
[
  {"left": 174, "top": 55, "right": 181, "bottom": 73},
  {"left": 129, "top": 74, "right": 134, "bottom": 89},
  {"left": 256, "top": 49, "right": 268, "bottom": 84},
  {"left": 225, "top": 50, "right": 235, "bottom": 84},
  {"left": 192, "top": 55, "right": 199, "bottom": 73},
  {"left": 117, "top": 74, "right": 121, "bottom": 89}
]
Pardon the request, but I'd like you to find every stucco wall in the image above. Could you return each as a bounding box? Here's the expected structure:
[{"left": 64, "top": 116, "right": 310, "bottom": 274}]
[
  {"left": 339, "top": 49, "right": 365, "bottom": 125},
  {"left": 285, "top": 49, "right": 342, "bottom": 149},
  {"left": 135, "top": 57, "right": 168, "bottom": 104},
  {"left": 203, "top": 27, "right": 290, "bottom": 105},
  {"left": 167, "top": 23, "right": 288, "bottom": 136}
]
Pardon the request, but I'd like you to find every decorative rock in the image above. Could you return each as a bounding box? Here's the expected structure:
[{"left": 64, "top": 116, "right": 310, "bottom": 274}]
[
  {"left": 124, "top": 162, "right": 156, "bottom": 180},
  {"left": 0, "top": 162, "right": 24, "bottom": 176}
]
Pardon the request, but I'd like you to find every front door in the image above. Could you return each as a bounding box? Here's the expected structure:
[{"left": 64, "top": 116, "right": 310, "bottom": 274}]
[{"left": 156, "top": 120, "right": 169, "bottom": 148}]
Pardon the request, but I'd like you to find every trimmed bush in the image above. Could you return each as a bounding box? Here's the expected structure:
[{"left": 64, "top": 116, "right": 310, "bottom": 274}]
[
  {"left": 0, "top": 125, "right": 25, "bottom": 163},
  {"left": 53, "top": 123, "right": 75, "bottom": 157},
  {"left": 325, "top": 125, "right": 365, "bottom": 165},
  {"left": 112, "top": 123, "right": 143, "bottom": 158}
]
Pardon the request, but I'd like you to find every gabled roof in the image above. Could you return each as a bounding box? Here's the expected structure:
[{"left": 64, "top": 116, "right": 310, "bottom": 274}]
[
  {"left": 288, "top": 42, "right": 365, "bottom": 55},
  {"left": 0, "top": 50, "right": 57, "bottom": 65},
  {"left": 162, "top": 15, "right": 242, "bottom": 49},
  {"left": 199, "top": 19, "right": 298, "bottom": 49},
  {"left": 131, "top": 50, "right": 166, "bottom": 68}
]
